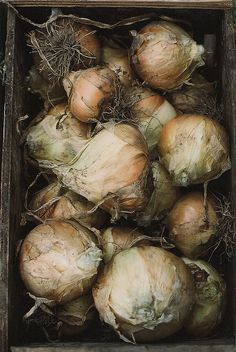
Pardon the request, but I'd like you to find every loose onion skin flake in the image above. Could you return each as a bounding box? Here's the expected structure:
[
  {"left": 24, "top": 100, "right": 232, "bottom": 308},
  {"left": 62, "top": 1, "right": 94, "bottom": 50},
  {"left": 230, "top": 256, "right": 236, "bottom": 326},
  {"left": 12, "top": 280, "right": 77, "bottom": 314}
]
[
  {"left": 137, "top": 161, "right": 180, "bottom": 227},
  {"left": 63, "top": 67, "right": 117, "bottom": 123},
  {"left": 158, "top": 114, "right": 231, "bottom": 187},
  {"left": 126, "top": 86, "right": 176, "bottom": 152},
  {"left": 19, "top": 221, "right": 102, "bottom": 304},
  {"left": 93, "top": 246, "right": 195, "bottom": 343},
  {"left": 183, "top": 258, "right": 226, "bottom": 338},
  {"left": 101, "top": 226, "right": 151, "bottom": 263},
  {"left": 130, "top": 21, "right": 204, "bottom": 91},
  {"left": 167, "top": 192, "right": 218, "bottom": 259},
  {"left": 29, "top": 182, "right": 108, "bottom": 230}
]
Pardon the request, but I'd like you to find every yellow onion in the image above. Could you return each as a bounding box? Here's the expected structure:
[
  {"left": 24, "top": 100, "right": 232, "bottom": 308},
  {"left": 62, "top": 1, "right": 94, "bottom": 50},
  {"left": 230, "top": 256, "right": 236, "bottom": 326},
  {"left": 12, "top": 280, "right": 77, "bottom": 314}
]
[
  {"left": 126, "top": 86, "right": 176, "bottom": 152},
  {"left": 182, "top": 258, "right": 226, "bottom": 337},
  {"left": 29, "top": 182, "right": 108, "bottom": 229},
  {"left": 29, "top": 18, "right": 101, "bottom": 81},
  {"left": 130, "top": 21, "right": 204, "bottom": 90},
  {"left": 168, "top": 73, "right": 215, "bottom": 114},
  {"left": 167, "top": 192, "right": 218, "bottom": 259},
  {"left": 137, "top": 162, "right": 180, "bottom": 227},
  {"left": 158, "top": 115, "right": 231, "bottom": 186},
  {"left": 56, "top": 294, "right": 96, "bottom": 337},
  {"left": 63, "top": 67, "right": 117, "bottom": 123},
  {"left": 93, "top": 246, "right": 195, "bottom": 343},
  {"left": 19, "top": 221, "right": 102, "bottom": 304},
  {"left": 102, "top": 40, "right": 134, "bottom": 87},
  {"left": 25, "top": 104, "right": 91, "bottom": 168},
  {"left": 101, "top": 226, "right": 151, "bottom": 263},
  {"left": 52, "top": 123, "right": 153, "bottom": 219}
]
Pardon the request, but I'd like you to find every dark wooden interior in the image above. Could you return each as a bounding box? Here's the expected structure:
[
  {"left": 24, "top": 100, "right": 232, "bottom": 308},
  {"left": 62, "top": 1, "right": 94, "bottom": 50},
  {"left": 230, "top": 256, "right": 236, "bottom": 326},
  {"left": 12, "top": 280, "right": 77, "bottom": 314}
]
[{"left": 1, "top": 5, "right": 236, "bottom": 352}]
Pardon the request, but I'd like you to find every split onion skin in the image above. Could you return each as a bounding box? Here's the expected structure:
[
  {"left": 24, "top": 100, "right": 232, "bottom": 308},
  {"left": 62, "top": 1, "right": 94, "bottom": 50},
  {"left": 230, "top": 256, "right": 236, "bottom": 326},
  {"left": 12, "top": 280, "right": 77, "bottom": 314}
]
[
  {"left": 183, "top": 258, "right": 226, "bottom": 337},
  {"left": 19, "top": 221, "right": 102, "bottom": 304},
  {"left": 158, "top": 114, "right": 231, "bottom": 186},
  {"left": 63, "top": 67, "right": 117, "bottom": 123},
  {"left": 130, "top": 21, "right": 204, "bottom": 91},
  {"left": 93, "top": 246, "right": 195, "bottom": 343},
  {"left": 167, "top": 192, "right": 218, "bottom": 259}
]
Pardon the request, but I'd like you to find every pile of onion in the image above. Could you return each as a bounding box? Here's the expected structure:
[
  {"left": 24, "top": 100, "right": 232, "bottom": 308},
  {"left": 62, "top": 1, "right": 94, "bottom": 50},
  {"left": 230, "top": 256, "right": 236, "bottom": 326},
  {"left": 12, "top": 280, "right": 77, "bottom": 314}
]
[
  {"left": 183, "top": 258, "right": 226, "bottom": 337},
  {"left": 102, "top": 40, "right": 134, "bottom": 87},
  {"left": 93, "top": 246, "right": 195, "bottom": 342},
  {"left": 25, "top": 103, "right": 91, "bottom": 168},
  {"left": 137, "top": 161, "right": 180, "bottom": 227},
  {"left": 126, "top": 86, "right": 176, "bottom": 152},
  {"left": 29, "top": 182, "right": 108, "bottom": 229},
  {"left": 167, "top": 192, "right": 218, "bottom": 258},
  {"left": 101, "top": 226, "right": 151, "bottom": 263},
  {"left": 19, "top": 221, "right": 102, "bottom": 304},
  {"left": 130, "top": 21, "right": 204, "bottom": 90},
  {"left": 63, "top": 67, "right": 117, "bottom": 123},
  {"left": 158, "top": 114, "right": 231, "bottom": 186}
]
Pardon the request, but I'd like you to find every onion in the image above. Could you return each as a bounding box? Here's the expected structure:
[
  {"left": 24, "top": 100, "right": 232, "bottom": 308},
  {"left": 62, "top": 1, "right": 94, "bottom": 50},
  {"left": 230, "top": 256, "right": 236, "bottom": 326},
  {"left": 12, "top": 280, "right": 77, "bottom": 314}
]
[
  {"left": 182, "top": 258, "right": 226, "bottom": 337},
  {"left": 102, "top": 40, "right": 134, "bottom": 87},
  {"left": 29, "top": 182, "right": 108, "bottom": 229},
  {"left": 137, "top": 161, "right": 180, "bottom": 227},
  {"left": 63, "top": 67, "right": 117, "bottom": 123},
  {"left": 101, "top": 226, "right": 151, "bottom": 263},
  {"left": 167, "top": 192, "right": 218, "bottom": 259},
  {"left": 130, "top": 21, "right": 204, "bottom": 90},
  {"left": 126, "top": 86, "right": 176, "bottom": 152},
  {"left": 158, "top": 114, "right": 231, "bottom": 186},
  {"left": 56, "top": 294, "right": 96, "bottom": 337},
  {"left": 93, "top": 246, "right": 195, "bottom": 343},
  {"left": 52, "top": 123, "right": 153, "bottom": 219},
  {"left": 25, "top": 104, "right": 91, "bottom": 168},
  {"left": 29, "top": 18, "right": 101, "bottom": 81},
  {"left": 19, "top": 221, "right": 102, "bottom": 304}
]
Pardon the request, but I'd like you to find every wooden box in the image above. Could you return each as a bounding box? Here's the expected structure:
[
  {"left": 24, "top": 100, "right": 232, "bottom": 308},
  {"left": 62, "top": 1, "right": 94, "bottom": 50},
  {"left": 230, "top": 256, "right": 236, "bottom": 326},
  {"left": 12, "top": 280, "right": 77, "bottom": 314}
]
[{"left": 1, "top": 2, "right": 236, "bottom": 351}]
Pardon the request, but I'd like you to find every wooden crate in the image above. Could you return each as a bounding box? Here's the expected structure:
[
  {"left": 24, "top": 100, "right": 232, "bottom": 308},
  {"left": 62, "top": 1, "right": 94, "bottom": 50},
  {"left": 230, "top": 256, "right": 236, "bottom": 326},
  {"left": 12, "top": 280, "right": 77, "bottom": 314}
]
[{"left": 1, "top": 2, "right": 236, "bottom": 352}]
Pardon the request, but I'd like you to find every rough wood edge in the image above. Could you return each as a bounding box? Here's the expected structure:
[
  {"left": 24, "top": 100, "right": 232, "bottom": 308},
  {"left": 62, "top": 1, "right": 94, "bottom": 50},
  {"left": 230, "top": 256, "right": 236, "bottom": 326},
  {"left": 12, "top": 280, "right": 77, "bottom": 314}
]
[{"left": 9, "top": 0, "right": 232, "bottom": 9}]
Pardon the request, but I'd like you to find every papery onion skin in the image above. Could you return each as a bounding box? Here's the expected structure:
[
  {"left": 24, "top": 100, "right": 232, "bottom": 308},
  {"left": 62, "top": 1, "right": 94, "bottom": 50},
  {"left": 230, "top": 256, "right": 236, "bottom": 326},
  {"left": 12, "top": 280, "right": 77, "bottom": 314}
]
[
  {"left": 130, "top": 21, "right": 204, "bottom": 91},
  {"left": 19, "top": 221, "right": 102, "bottom": 304},
  {"left": 167, "top": 192, "right": 218, "bottom": 259},
  {"left": 63, "top": 67, "right": 117, "bottom": 123},
  {"left": 102, "top": 41, "right": 134, "bottom": 87},
  {"left": 93, "top": 246, "right": 195, "bottom": 343},
  {"left": 29, "top": 182, "right": 108, "bottom": 230},
  {"left": 137, "top": 161, "right": 180, "bottom": 227},
  {"left": 25, "top": 105, "right": 90, "bottom": 167},
  {"left": 158, "top": 114, "right": 231, "bottom": 186},
  {"left": 182, "top": 258, "right": 226, "bottom": 337},
  {"left": 53, "top": 123, "right": 153, "bottom": 219},
  {"left": 101, "top": 226, "right": 151, "bottom": 263},
  {"left": 126, "top": 86, "right": 176, "bottom": 152}
]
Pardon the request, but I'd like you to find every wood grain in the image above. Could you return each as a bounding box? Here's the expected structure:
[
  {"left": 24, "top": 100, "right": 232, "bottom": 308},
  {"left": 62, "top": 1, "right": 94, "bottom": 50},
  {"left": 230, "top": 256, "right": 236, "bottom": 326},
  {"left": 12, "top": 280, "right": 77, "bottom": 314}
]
[{"left": 9, "top": 0, "right": 232, "bottom": 9}]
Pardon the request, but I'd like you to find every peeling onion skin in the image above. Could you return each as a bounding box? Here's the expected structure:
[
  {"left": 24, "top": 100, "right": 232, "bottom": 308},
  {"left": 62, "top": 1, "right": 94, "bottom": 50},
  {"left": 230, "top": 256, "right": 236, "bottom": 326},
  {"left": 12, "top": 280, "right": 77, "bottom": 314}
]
[
  {"left": 19, "top": 221, "right": 102, "bottom": 304},
  {"left": 130, "top": 21, "right": 204, "bottom": 91},
  {"left": 158, "top": 114, "right": 231, "bottom": 186},
  {"left": 25, "top": 104, "right": 91, "bottom": 166},
  {"left": 167, "top": 192, "right": 218, "bottom": 259},
  {"left": 101, "top": 226, "right": 150, "bottom": 263},
  {"left": 102, "top": 42, "right": 134, "bottom": 87},
  {"left": 29, "top": 182, "right": 108, "bottom": 230},
  {"left": 137, "top": 162, "right": 180, "bottom": 227},
  {"left": 126, "top": 86, "right": 177, "bottom": 152},
  {"left": 182, "top": 258, "right": 226, "bottom": 337},
  {"left": 93, "top": 246, "right": 195, "bottom": 343},
  {"left": 53, "top": 123, "right": 153, "bottom": 220},
  {"left": 63, "top": 67, "right": 117, "bottom": 123}
]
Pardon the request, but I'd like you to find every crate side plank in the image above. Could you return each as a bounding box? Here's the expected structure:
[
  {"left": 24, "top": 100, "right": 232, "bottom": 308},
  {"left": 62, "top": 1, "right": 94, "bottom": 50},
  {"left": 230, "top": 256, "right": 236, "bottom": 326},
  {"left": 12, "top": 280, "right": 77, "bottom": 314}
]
[{"left": 9, "top": 0, "right": 232, "bottom": 8}]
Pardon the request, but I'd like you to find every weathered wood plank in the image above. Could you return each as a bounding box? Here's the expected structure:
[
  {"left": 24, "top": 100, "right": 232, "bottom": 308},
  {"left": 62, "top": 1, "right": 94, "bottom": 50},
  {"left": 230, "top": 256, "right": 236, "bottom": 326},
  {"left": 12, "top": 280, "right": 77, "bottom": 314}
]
[
  {"left": 9, "top": 0, "right": 232, "bottom": 9},
  {"left": 10, "top": 341, "right": 236, "bottom": 352}
]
